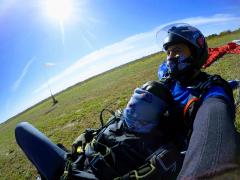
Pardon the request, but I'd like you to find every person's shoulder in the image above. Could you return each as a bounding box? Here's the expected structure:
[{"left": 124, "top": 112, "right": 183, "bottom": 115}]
[
  {"left": 199, "top": 73, "right": 233, "bottom": 103},
  {"left": 202, "top": 86, "right": 230, "bottom": 101}
]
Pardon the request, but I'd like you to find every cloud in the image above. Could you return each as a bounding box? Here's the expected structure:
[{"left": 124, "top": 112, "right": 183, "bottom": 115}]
[
  {"left": 0, "top": 0, "right": 16, "bottom": 17},
  {"left": 33, "top": 33, "right": 159, "bottom": 94},
  {"left": 153, "top": 14, "right": 240, "bottom": 37},
  {"left": 33, "top": 13, "right": 240, "bottom": 95},
  {"left": 44, "top": 62, "right": 56, "bottom": 68},
  {"left": 12, "top": 56, "right": 36, "bottom": 91},
  {"left": 180, "top": 14, "right": 240, "bottom": 26}
]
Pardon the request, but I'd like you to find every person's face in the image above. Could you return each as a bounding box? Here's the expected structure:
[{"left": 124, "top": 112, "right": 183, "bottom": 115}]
[
  {"left": 165, "top": 43, "right": 193, "bottom": 78},
  {"left": 166, "top": 43, "right": 191, "bottom": 60}
]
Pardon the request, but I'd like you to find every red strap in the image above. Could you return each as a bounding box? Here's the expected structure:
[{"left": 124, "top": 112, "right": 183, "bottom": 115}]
[{"left": 183, "top": 97, "right": 200, "bottom": 118}]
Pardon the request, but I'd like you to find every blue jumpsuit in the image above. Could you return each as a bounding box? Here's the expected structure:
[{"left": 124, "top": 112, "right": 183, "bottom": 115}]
[{"left": 158, "top": 63, "right": 240, "bottom": 179}]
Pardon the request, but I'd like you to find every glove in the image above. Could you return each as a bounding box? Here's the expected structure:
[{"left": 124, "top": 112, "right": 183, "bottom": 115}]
[
  {"left": 72, "top": 128, "right": 96, "bottom": 154},
  {"left": 72, "top": 133, "right": 86, "bottom": 154}
]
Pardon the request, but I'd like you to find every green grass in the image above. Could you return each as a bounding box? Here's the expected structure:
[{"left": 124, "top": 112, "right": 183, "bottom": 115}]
[{"left": 0, "top": 30, "right": 240, "bottom": 179}]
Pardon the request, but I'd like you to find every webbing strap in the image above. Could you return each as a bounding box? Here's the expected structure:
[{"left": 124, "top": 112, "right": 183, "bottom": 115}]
[
  {"left": 115, "top": 163, "right": 158, "bottom": 180},
  {"left": 183, "top": 97, "right": 200, "bottom": 119},
  {"left": 91, "top": 138, "right": 111, "bottom": 156},
  {"left": 60, "top": 155, "right": 73, "bottom": 180}
]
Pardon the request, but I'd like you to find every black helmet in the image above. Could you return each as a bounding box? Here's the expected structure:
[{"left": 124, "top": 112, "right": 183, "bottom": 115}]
[
  {"left": 141, "top": 80, "right": 172, "bottom": 103},
  {"left": 157, "top": 23, "right": 208, "bottom": 69}
]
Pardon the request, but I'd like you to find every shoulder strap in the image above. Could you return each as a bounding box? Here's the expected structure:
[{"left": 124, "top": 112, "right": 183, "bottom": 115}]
[
  {"left": 200, "top": 74, "right": 233, "bottom": 97},
  {"left": 184, "top": 73, "right": 232, "bottom": 119},
  {"left": 183, "top": 73, "right": 235, "bottom": 128}
]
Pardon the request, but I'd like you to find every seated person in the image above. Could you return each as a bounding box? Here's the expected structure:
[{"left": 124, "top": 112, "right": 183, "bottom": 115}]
[
  {"left": 156, "top": 23, "right": 240, "bottom": 179},
  {"left": 16, "top": 23, "right": 240, "bottom": 179}
]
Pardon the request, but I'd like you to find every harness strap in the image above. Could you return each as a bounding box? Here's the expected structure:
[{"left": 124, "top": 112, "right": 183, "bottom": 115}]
[
  {"left": 183, "top": 73, "right": 235, "bottom": 127},
  {"left": 183, "top": 97, "right": 200, "bottom": 120},
  {"left": 61, "top": 156, "right": 72, "bottom": 180},
  {"left": 90, "top": 152, "right": 119, "bottom": 180},
  {"left": 115, "top": 163, "right": 158, "bottom": 180}
]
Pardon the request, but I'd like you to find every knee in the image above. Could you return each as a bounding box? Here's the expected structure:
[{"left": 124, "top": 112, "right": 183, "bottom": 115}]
[{"left": 15, "top": 122, "right": 31, "bottom": 142}]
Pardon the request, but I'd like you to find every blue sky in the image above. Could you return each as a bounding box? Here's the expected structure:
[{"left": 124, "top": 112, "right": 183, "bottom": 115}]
[{"left": 0, "top": 0, "right": 240, "bottom": 123}]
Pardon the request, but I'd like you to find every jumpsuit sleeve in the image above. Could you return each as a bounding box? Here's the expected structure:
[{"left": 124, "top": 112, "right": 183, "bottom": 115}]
[{"left": 177, "top": 97, "right": 240, "bottom": 179}]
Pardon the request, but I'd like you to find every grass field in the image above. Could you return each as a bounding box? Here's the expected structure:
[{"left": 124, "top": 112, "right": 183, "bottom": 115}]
[{"left": 0, "top": 29, "right": 240, "bottom": 179}]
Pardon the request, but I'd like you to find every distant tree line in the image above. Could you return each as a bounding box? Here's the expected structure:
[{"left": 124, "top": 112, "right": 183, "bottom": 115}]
[{"left": 206, "top": 28, "right": 240, "bottom": 40}]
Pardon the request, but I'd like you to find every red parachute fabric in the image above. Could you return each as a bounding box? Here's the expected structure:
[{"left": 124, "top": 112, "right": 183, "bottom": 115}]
[{"left": 203, "top": 42, "right": 240, "bottom": 69}]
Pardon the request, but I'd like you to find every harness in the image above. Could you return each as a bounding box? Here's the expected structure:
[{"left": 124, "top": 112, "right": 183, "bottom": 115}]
[
  {"left": 61, "top": 74, "right": 236, "bottom": 180},
  {"left": 182, "top": 73, "right": 235, "bottom": 128},
  {"left": 61, "top": 110, "right": 167, "bottom": 180}
]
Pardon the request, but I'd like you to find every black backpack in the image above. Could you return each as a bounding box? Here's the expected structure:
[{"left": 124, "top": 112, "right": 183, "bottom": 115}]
[{"left": 60, "top": 109, "right": 181, "bottom": 180}]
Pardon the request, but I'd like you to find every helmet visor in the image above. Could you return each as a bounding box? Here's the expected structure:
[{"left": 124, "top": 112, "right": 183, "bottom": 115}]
[{"left": 156, "top": 23, "right": 202, "bottom": 51}]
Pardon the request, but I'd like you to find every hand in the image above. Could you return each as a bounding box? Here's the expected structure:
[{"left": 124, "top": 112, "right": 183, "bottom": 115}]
[
  {"left": 72, "top": 128, "right": 96, "bottom": 154},
  {"left": 72, "top": 133, "right": 86, "bottom": 154}
]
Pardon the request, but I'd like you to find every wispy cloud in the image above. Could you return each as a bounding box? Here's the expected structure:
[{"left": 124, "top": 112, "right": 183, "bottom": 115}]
[
  {"left": 12, "top": 56, "right": 36, "bottom": 91},
  {"left": 44, "top": 62, "right": 56, "bottom": 68},
  {"left": 33, "top": 14, "right": 240, "bottom": 95},
  {"left": 153, "top": 14, "right": 240, "bottom": 34},
  {"left": 177, "top": 14, "right": 240, "bottom": 26},
  {"left": 0, "top": 0, "right": 16, "bottom": 17}
]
